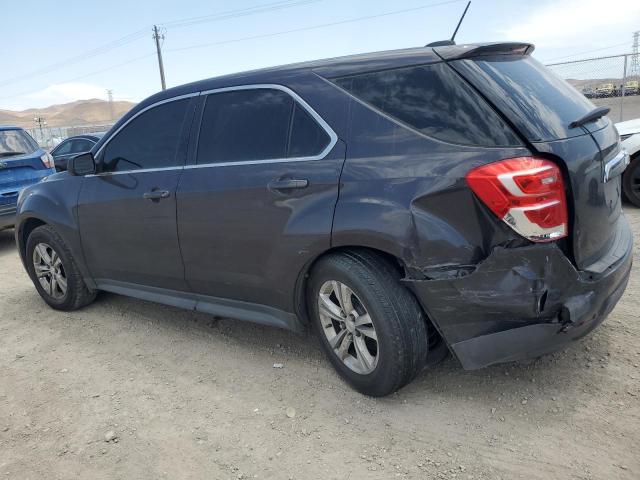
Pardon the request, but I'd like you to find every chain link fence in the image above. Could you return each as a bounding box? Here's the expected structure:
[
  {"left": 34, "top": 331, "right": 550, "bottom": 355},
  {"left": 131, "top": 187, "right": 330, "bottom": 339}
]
[
  {"left": 546, "top": 53, "right": 640, "bottom": 123},
  {"left": 25, "top": 124, "right": 114, "bottom": 150}
]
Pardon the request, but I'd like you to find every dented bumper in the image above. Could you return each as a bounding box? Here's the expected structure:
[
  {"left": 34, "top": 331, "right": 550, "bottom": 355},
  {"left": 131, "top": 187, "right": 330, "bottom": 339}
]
[{"left": 404, "top": 217, "right": 633, "bottom": 370}]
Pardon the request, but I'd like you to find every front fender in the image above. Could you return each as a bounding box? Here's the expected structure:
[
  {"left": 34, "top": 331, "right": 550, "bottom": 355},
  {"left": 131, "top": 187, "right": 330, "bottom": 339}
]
[{"left": 15, "top": 174, "right": 94, "bottom": 288}]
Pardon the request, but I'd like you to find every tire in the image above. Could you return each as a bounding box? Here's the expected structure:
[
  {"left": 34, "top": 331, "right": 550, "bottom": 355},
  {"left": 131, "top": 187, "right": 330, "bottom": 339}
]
[
  {"left": 307, "top": 250, "right": 428, "bottom": 396},
  {"left": 425, "top": 322, "right": 450, "bottom": 367},
  {"left": 622, "top": 154, "right": 640, "bottom": 207},
  {"left": 25, "top": 225, "right": 96, "bottom": 311}
]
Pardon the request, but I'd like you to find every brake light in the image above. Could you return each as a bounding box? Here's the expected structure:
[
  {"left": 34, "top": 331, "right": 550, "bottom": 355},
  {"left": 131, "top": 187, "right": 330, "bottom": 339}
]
[
  {"left": 466, "top": 157, "right": 568, "bottom": 242},
  {"left": 40, "top": 152, "right": 54, "bottom": 169}
]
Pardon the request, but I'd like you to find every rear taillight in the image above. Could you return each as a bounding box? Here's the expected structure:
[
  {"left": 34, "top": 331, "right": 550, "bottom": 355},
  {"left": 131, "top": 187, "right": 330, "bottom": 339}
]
[
  {"left": 466, "top": 157, "right": 568, "bottom": 242},
  {"left": 40, "top": 152, "right": 54, "bottom": 169}
]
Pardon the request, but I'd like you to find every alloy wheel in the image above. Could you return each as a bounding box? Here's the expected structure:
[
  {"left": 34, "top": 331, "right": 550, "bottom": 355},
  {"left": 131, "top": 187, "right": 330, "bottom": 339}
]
[
  {"left": 32, "top": 243, "right": 67, "bottom": 300},
  {"left": 317, "top": 280, "right": 379, "bottom": 375}
]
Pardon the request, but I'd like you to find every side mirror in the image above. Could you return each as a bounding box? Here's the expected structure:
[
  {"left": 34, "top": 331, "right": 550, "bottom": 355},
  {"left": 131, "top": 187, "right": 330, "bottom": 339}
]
[{"left": 68, "top": 152, "right": 96, "bottom": 176}]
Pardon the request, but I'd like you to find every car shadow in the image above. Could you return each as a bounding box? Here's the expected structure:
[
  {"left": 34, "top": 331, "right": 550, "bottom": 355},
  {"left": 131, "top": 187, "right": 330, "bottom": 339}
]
[
  {"left": 0, "top": 228, "right": 16, "bottom": 253},
  {"left": 74, "top": 290, "right": 612, "bottom": 410}
]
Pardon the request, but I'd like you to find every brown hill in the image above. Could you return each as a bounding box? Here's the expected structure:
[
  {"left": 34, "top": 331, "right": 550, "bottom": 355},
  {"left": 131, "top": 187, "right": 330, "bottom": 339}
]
[{"left": 0, "top": 99, "right": 136, "bottom": 128}]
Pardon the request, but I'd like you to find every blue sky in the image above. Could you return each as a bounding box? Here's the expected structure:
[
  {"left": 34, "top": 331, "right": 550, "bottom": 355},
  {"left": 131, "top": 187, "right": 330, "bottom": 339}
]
[{"left": 2, "top": 0, "right": 639, "bottom": 110}]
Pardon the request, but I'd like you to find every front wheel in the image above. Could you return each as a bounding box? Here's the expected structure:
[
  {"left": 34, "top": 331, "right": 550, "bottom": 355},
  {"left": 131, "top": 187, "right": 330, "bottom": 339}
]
[
  {"left": 25, "top": 225, "right": 96, "bottom": 311},
  {"left": 308, "top": 250, "right": 429, "bottom": 396}
]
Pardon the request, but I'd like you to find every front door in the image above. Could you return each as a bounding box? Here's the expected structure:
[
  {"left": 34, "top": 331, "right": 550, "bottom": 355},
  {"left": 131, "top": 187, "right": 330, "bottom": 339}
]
[
  {"left": 78, "top": 97, "right": 195, "bottom": 291},
  {"left": 177, "top": 87, "right": 344, "bottom": 313}
]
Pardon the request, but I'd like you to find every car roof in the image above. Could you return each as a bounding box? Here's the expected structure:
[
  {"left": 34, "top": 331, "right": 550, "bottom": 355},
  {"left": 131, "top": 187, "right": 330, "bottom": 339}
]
[
  {"left": 0, "top": 125, "right": 23, "bottom": 131},
  {"left": 65, "top": 132, "right": 106, "bottom": 141},
  {"left": 137, "top": 42, "right": 532, "bottom": 110}
]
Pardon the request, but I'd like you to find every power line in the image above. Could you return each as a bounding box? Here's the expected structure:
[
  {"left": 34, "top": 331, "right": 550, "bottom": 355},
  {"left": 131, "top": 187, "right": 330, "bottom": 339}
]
[
  {"left": 167, "top": 0, "right": 463, "bottom": 54},
  {"left": 0, "top": 53, "right": 157, "bottom": 101},
  {"left": 0, "top": 0, "right": 322, "bottom": 90},
  {"left": 1, "top": 0, "right": 462, "bottom": 103},
  {"left": 0, "top": 29, "right": 148, "bottom": 88},
  {"left": 160, "top": 0, "right": 322, "bottom": 29},
  {"left": 544, "top": 41, "right": 632, "bottom": 63}
]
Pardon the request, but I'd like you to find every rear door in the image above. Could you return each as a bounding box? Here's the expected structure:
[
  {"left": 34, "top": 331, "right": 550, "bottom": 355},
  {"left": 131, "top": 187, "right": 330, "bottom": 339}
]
[
  {"left": 177, "top": 86, "right": 343, "bottom": 313},
  {"left": 78, "top": 96, "right": 195, "bottom": 291},
  {"left": 450, "top": 54, "right": 624, "bottom": 270}
]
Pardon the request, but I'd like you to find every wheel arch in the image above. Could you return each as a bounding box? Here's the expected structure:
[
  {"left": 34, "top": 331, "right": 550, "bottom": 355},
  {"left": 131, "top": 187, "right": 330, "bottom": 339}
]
[
  {"left": 292, "top": 245, "right": 409, "bottom": 325},
  {"left": 16, "top": 216, "right": 47, "bottom": 265}
]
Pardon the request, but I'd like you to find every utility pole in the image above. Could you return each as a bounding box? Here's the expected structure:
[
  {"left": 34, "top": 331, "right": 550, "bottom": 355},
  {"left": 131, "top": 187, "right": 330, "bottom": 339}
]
[
  {"left": 631, "top": 31, "right": 639, "bottom": 77},
  {"left": 33, "top": 116, "right": 46, "bottom": 136},
  {"left": 106, "top": 89, "right": 114, "bottom": 121},
  {"left": 152, "top": 25, "right": 167, "bottom": 90}
]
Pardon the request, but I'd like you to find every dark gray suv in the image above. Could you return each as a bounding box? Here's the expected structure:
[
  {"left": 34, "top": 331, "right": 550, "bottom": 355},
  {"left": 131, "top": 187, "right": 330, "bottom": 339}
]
[{"left": 15, "top": 43, "right": 633, "bottom": 396}]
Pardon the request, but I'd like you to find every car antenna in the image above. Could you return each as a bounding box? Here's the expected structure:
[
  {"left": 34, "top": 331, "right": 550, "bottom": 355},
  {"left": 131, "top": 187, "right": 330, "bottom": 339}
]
[{"left": 425, "top": 1, "right": 471, "bottom": 47}]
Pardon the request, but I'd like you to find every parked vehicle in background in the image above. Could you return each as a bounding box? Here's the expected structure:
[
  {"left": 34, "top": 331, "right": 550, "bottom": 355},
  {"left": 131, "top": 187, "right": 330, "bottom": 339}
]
[
  {"left": 617, "top": 118, "right": 640, "bottom": 206},
  {"left": 624, "top": 80, "right": 639, "bottom": 96},
  {"left": 14, "top": 42, "right": 633, "bottom": 396},
  {"left": 595, "top": 83, "right": 615, "bottom": 97},
  {"left": 50, "top": 133, "right": 105, "bottom": 171},
  {"left": 582, "top": 86, "right": 596, "bottom": 98},
  {"left": 0, "top": 126, "right": 55, "bottom": 230}
]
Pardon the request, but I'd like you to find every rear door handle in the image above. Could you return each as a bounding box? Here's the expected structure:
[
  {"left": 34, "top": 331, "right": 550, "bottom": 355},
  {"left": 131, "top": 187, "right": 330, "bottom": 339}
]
[
  {"left": 143, "top": 189, "right": 171, "bottom": 201},
  {"left": 267, "top": 178, "right": 309, "bottom": 191}
]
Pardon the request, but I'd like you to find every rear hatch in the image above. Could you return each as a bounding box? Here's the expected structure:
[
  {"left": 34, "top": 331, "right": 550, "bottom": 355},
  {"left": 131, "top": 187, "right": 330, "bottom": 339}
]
[
  {"left": 0, "top": 129, "right": 49, "bottom": 204},
  {"left": 440, "top": 47, "right": 624, "bottom": 271}
]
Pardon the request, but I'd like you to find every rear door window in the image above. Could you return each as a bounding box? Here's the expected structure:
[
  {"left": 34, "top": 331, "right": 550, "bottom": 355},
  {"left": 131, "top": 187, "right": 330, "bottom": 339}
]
[
  {"left": 288, "top": 103, "right": 331, "bottom": 158},
  {"left": 197, "top": 88, "right": 332, "bottom": 164},
  {"left": 451, "top": 56, "right": 605, "bottom": 142},
  {"left": 332, "top": 63, "right": 521, "bottom": 147}
]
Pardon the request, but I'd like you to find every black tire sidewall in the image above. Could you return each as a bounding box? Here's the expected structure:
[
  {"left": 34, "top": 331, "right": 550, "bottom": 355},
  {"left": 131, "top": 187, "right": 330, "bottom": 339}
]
[
  {"left": 623, "top": 155, "right": 640, "bottom": 207},
  {"left": 308, "top": 258, "right": 412, "bottom": 396},
  {"left": 26, "top": 227, "right": 78, "bottom": 310}
]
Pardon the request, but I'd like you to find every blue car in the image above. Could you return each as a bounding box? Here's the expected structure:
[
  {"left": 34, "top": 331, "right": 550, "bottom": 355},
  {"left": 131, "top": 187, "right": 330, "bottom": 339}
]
[{"left": 0, "top": 126, "right": 55, "bottom": 230}]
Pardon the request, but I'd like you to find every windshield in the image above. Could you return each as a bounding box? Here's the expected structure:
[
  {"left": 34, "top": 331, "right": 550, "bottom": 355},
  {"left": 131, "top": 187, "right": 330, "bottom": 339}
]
[
  {"left": 0, "top": 129, "right": 38, "bottom": 158},
  {"left": 451, "top": 56, "right": 607, "bottom": 142}
]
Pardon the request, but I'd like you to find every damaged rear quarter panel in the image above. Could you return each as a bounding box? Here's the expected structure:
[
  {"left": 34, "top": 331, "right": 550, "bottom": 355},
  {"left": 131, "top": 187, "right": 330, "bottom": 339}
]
[{"left": 331, "top": 96, "right": 530, "bottom": 272}]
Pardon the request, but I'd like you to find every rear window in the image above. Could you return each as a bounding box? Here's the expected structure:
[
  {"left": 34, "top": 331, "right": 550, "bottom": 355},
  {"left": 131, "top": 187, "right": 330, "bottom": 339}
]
[
  {"left": 332, "top": 62, "right": 521, "bottom": 147},
  {"left": 0, "top": 129, "right": 38, "bottom": 158},
  {"left": 451, "top": 56, "right": 606, "bottom": 142}
]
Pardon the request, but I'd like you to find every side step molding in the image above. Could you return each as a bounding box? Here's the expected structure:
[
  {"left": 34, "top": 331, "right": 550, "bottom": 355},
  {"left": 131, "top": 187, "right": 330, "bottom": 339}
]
[{"left": 95, "top": 280, "right": 304, "bottom": 332}]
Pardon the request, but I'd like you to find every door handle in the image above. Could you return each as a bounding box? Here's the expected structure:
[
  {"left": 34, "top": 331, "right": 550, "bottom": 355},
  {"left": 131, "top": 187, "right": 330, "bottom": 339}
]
[
  {"left": 267, "top": 178, "right": 309, "bottom": 191},
  {"left": 143, "top": 189, "right": 171, "bottom": 201}
]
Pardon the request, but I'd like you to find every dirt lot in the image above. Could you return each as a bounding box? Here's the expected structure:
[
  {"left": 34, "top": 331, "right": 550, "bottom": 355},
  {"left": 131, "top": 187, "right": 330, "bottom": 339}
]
[
  {"left": 592, "top": 95, "right": 640, "bottom": 123},
  {"left": 1, "top": 209, "right": 639, "bottom": 480}
]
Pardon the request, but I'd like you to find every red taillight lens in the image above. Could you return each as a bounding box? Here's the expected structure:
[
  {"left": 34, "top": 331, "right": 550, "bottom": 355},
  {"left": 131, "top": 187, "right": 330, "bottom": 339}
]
[
  {"left": 40, "top": 152, "right": 54, "bottom": 169},
  {"left": 465, "top": 157, "right": 568, "bottom": 242}
]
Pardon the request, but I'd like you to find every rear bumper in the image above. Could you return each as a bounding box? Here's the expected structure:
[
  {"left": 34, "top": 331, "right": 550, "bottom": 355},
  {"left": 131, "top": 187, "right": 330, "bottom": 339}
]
[{"left": 404, "top": 216, "right": 633, "bottom": 370}]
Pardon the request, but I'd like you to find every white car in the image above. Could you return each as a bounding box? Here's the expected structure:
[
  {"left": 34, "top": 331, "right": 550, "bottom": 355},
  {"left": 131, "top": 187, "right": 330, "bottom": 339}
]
[{"left": 616, "top": 118, "right": 640, "bottom": 206}]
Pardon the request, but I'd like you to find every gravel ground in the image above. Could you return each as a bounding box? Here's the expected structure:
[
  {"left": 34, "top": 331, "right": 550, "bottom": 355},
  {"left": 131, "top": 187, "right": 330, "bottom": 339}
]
[{"left": 1, "top": 208, "right": 639, "bottom": 480}]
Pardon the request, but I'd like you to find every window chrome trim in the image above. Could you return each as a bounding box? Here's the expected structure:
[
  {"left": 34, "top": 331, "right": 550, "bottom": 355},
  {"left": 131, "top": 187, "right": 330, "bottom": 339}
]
[
  {"left": 89, "top": 84, "right": 337, "bottom": 176},
  {"left": 94, "top": 92, "right": 200, "bottom": 159},
  {"left": 196, "top": 84, "right": 338, "bottom": 165}
]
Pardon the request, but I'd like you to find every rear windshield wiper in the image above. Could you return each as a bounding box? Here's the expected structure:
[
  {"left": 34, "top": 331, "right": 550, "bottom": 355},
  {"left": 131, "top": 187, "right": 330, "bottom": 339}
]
[{"left": 569, "top": 106, "right": 610, "bottom": 129}]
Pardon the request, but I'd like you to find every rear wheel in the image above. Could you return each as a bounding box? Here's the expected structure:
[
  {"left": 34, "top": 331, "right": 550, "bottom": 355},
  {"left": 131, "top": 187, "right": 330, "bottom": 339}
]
[
  {"left": 308, "top": 250, "right": 429, "bottom": 396},
  {"left": 623, "top": 154, "right": 640, "bottom": 207},
  {"left": 26, "top": 225, "right": 96, "bottom": 311}
]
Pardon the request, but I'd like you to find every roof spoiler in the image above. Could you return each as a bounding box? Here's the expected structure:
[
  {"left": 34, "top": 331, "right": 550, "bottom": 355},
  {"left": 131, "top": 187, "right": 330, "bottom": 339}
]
[{"left": 433, "top": 42, "right": 535, "bottom": 61}]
